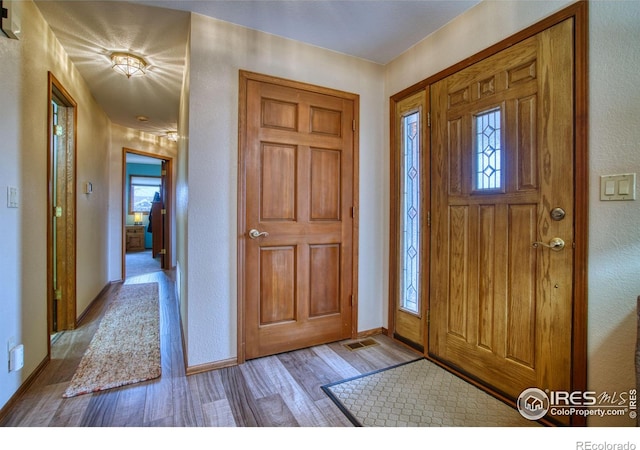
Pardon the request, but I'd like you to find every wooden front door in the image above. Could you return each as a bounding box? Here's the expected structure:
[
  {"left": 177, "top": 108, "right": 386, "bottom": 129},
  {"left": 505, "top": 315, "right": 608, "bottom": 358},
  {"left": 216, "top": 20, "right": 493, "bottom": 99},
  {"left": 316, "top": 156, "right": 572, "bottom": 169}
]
[
  {"left": 429, "top": 19, "right": 574, "bottom": 403},
  {"left": 239, "top": 71, "right": 358, "bottom": 360}
]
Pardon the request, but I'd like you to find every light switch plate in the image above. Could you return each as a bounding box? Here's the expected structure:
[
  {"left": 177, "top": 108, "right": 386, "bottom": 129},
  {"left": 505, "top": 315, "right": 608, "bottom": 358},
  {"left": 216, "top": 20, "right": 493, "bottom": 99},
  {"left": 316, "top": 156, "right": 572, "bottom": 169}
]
[{"left": 600, "top": 173, "right": 636, "bottom": 201}]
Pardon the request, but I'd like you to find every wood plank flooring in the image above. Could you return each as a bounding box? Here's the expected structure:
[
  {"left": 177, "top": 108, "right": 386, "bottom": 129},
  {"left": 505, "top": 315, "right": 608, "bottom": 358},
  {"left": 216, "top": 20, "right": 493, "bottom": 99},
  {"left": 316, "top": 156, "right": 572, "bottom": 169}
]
[{"left": 0, "top": 269, "right": 420, "bottom": 427}]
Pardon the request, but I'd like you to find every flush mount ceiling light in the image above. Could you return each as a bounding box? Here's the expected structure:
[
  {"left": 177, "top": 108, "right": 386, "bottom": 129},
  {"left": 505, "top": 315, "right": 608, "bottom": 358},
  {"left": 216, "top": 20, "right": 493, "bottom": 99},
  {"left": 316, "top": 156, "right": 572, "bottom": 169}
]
[
  {"left": 110, "top": 52, "right": 147, "bottom": 78},
  {"left": 166, "top": 131, "right": 178, "bottom": 142}
]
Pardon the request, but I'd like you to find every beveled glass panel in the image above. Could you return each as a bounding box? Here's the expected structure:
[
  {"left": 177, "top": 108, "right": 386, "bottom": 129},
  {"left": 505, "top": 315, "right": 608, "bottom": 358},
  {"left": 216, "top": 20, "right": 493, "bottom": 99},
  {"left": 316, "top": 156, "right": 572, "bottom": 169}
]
[
  {"left": 475, "top": 108, "right": 502, "bottom": 191},
  {"left": 399, "top": 111, "right": 420, "bottom": 315}
]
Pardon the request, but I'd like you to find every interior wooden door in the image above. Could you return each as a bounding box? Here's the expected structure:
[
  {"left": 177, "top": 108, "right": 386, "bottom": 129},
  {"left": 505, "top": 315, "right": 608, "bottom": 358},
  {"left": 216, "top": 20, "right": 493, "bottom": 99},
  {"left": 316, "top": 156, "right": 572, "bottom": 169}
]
[
  {"left": 157, "top": 159, "right": 168, "bottom": 269},
  {"left": 429, "top": 19, "right": 574, "bottom": 407},
  {"left": 240, "top": 72, "right": 358, "bottom": 360}
]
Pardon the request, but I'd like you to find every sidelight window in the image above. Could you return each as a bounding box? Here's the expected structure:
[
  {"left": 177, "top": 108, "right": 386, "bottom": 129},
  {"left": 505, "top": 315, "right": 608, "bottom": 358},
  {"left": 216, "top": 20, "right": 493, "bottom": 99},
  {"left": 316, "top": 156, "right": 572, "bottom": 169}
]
[{"left": 399, "top": 111, "right": 421, "bottom": 315}]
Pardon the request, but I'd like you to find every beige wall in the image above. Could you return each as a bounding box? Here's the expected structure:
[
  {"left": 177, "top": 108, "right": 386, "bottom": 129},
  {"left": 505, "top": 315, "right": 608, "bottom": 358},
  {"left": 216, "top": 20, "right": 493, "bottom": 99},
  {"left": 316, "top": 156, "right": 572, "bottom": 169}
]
[
  {"left": 176, "top": 21, "right": 191, "bottom": 345},
  {"left": 0, "top": 0, "right": 24, "bottom": 410},
  {"left": 586, "top": 0, "right": 640, "bottom": 427},
  {"left": 0, "top": 0, "right": 111, "bottom": 407}
]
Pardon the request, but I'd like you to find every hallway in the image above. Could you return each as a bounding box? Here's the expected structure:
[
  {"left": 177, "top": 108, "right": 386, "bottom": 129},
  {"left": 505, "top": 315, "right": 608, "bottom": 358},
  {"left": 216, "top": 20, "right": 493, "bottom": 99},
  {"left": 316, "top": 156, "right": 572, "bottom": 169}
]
[{"left": 125, "top": 250, "right": 162, "bottom": 279}]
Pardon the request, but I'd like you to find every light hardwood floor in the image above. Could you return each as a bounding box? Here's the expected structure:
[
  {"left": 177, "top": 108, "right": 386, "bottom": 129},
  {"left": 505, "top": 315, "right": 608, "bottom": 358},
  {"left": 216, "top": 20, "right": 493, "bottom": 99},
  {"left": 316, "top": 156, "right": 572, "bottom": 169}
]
[{"left": 0, "top": 269, "right": 420, "bottom": 427}]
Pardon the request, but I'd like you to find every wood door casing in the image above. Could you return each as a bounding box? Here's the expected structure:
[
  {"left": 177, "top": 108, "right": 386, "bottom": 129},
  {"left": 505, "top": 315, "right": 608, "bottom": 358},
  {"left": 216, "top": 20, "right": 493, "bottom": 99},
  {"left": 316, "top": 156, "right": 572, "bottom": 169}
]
[
  {"left": 429, "top": 18, "right": 575, "bottom": 410},
  {"left": 239, "top": 71, "right": 358, "bottom": 360},
  {"left": 48, "top": 72, "right": 77, "bottom": 333},
  {"left": 122, "top": 149, "right": 173, "bottom": 278}
]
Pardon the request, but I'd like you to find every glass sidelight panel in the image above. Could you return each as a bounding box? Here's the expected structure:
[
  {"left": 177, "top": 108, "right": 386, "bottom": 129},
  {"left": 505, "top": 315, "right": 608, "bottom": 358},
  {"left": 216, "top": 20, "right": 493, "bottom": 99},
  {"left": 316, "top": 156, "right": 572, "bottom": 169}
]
[{"left": 399, "top": 111, "right": 421, "bottom": 314}]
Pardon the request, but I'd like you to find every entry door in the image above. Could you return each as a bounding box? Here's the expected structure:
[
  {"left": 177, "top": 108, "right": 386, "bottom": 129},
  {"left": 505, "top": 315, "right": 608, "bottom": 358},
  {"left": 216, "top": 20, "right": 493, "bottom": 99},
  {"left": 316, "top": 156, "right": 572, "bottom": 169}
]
[
  {"left": 429, "top": 20, "right": 574, "bottom": 400},
  {"left": 241, "top": 72, "right": 357, "bottom": 360}
]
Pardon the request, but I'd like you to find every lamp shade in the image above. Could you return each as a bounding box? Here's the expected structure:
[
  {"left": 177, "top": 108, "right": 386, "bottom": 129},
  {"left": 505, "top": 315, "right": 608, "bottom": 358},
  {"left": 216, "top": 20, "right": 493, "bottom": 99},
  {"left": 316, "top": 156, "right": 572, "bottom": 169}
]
[{"left": 134, "top": 212, "right": 143, "bottom": 224}]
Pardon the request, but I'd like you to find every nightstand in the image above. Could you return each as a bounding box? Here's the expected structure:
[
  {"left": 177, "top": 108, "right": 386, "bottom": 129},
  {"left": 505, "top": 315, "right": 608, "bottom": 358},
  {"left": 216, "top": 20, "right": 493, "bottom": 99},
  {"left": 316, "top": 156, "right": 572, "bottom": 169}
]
[{"left": 126, "top": 225, "right": 146, "bottom": 252}]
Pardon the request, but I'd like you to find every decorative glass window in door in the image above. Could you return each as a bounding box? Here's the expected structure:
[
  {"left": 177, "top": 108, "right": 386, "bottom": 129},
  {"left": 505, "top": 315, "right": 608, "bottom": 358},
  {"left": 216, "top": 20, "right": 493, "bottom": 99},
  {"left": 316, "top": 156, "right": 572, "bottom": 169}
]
[
  {"left": 475, "top": 108, "right": 502, "bottom": 191},
  {"left": 399, "top": 111, "right": 420, "bottom": 314}
]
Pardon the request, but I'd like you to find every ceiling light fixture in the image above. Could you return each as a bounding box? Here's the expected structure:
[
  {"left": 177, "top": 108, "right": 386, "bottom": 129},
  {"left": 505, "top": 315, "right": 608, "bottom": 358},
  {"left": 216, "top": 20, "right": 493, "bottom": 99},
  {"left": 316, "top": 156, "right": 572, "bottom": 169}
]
[
  {"left": 166, "top": 131, "right": 178, "bottom": 142},
  {"left": 110, "top": 52, "right": 147, "bottom": 78}
]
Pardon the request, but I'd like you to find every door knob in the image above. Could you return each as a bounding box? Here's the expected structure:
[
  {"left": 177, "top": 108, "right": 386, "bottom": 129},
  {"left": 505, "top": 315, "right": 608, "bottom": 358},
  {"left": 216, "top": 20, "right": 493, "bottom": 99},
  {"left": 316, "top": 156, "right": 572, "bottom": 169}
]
[
  {"left": 532, "top": 237, "right": 565, "bottom": 251},
  {"left": 248, "top": 229, "right": 269, "bottom": 239}
]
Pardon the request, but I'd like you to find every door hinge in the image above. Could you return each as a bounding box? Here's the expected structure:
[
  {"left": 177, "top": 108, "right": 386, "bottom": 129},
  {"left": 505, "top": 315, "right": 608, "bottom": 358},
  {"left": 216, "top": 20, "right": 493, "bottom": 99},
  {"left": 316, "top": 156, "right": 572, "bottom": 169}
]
[
  {"left": 55, "top": 289, "right": 62, "bottom": 301},
  {"left": 352, "top": 120, "right": 356, "bottom": 132},
  {"left": 427, "top": 211, "right": 431, "bottom": 227},
  {"left": 161, "top": 209, "right": 167, "bottom": 215},
  {"left": 426, "top": 309, "right": 430, "bottom": 324},
  {"left": 161, "top": 169, "right": 167, "bottom": 176},
  {"left": 159, "top": 249, "right": 166, "bottom": 255},
  {"left": 350, "top": 295, "right": 353, "bottom": 307},
  {"left": 427, "top": 112, "right": 431, "bottom": 127},
  {"left": 351, "top": 206, "right": 357, "bottom": 218}
]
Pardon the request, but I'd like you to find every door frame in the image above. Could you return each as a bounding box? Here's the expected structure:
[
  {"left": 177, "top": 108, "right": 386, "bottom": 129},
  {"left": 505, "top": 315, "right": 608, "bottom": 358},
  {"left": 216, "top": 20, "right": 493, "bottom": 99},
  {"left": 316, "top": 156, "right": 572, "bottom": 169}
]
[
  {"left": 237, "top": 70, "right": 360, "bottom": 363},
  {"left": 121, "top": 148, "right": 173, "bottom": 280},
  {"left": 388, "top": 1, "right": 588, "bottom": 425},
  {"left": 47, "top": 72, "right": 77, "bottom": 337}
]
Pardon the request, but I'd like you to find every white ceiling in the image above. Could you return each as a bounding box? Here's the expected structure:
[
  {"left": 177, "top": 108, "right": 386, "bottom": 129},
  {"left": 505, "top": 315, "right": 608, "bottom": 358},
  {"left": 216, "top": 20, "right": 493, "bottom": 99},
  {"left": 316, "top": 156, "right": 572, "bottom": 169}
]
[{"left": 34, "top": 0, "right": 481, "bottom": 136}]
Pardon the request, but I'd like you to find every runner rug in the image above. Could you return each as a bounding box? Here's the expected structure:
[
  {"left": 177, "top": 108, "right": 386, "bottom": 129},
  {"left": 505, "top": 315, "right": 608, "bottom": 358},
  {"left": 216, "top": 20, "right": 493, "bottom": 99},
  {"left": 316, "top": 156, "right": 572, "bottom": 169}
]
[
  {"left": 63, "top": 282, "right": 161, "bottom": 398},
  {"left": 322, "top": 358, "right": 539, "bottom": 427}
]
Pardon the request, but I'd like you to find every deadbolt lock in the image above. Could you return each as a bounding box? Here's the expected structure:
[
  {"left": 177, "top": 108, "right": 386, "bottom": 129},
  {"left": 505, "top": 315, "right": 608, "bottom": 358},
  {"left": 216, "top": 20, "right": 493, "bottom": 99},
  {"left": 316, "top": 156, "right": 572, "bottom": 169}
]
[{"left": 550, "top": 207, "right": 566, "bottom": 221}]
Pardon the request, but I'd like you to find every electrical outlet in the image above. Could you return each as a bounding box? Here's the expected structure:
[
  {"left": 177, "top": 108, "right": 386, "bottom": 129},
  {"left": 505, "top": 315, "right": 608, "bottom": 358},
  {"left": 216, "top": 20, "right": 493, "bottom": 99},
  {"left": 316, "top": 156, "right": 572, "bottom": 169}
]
[
  {"left": 9, "top": 344, "right": 24, "bottom": 372},
  {"left": 7, "top": 186, "right": 18, "bottom": 208}
]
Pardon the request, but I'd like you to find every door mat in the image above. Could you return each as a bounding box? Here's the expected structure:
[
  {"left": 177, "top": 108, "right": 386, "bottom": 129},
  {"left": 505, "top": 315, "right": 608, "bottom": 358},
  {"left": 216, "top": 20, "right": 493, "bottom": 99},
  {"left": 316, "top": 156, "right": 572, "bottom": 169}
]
[{"left": 322, "top": 358, "right": 540, "bottom": 427}]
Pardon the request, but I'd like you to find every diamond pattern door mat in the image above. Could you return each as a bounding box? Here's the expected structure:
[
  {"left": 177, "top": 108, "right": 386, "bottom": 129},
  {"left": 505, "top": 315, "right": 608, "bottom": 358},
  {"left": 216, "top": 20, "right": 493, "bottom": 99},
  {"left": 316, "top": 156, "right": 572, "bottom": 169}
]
[{"left": 322, "top": 358, "right": 540, "bottom": 427}]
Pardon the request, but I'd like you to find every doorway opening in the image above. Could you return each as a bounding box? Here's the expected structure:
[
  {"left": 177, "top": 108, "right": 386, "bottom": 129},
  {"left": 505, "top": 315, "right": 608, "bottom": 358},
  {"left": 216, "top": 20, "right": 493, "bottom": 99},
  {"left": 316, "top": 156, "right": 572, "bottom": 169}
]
[
  {"left": 122, "top": 149, "right": 173, "bottom": 280},
  {"left": 47, "top": 72, "right": 77, "bottom": 335}
]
